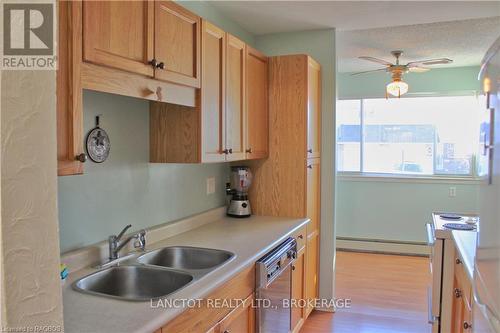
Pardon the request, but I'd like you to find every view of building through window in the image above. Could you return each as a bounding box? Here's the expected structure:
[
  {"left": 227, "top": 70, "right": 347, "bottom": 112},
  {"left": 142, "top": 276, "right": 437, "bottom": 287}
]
[{"left": 336, "top": 95, "right": 485, "bottom": 176}]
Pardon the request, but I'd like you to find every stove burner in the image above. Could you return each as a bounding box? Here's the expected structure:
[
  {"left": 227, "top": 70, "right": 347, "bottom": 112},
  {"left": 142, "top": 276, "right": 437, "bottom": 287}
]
[{"left": 443, "top": 223, "right": 476, "bottom": 231}]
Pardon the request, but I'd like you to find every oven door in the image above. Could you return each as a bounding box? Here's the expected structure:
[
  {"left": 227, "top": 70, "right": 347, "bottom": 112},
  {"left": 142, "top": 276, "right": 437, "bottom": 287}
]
[
  {"left": 257, "top": 263, "right": 292, "bottom": 333},
  {"left": 427, "top": 223, "right": 442, "bottom": 332}
]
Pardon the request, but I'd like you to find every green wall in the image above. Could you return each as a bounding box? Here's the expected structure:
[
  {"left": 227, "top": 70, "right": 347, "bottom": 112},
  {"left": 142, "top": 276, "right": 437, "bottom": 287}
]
[
  {"left": 58, "top": 91, "right": 229, "bottom": 252},
  {"left": 255, "top": 29, "right": 337, "bottom": 306},
  {"left": 336, "top": 65, "right": 482, "bottom": 243},
  {"left": 58, "top": 2, "right": 257, "bottom": 253},
  {"left": 178, "top": 0, "right": 255, "bottom": 46},
  {"left": 338, "top": 66, "right": 481, "bottom": 99},
  {"left": 336, "top": 179, "right": 480, "bottom": 242}
]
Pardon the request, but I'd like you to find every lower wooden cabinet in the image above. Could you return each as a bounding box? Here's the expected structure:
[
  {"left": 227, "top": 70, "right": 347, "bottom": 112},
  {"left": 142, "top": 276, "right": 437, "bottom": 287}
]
[
  {"left": 159, "top": 266, "right": 254, "bottom": 333},
  {"left": 305, "top": 232, "right": 319, "bottom": 318},
  {"left": 291, "top": 247, "right": 306, "bottom": 333},
  {"left": 211, "top": 293, "right": 255, "bottom": 333},
  {"left": 451, "top": 254, "right": 473, "bottom": 332}
]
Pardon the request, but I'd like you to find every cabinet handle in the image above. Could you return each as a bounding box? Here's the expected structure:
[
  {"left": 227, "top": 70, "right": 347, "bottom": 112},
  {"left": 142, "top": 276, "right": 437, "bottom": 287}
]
[
  {"left": 307, "top": 148, "right": 313, "bottom": 153},
  {"left": 298, "top": 234, "right": 303, "bottom": 239},
  {"left": 463, "top": 322, "right": 472, "bottom": 330},
  {"left": 222, "top": 149, "right": 229, "bottom": 155},
  {"left": 246, "top": 148, "right": 252, "bottom": 153},
  {"left": 75, "top": 153, "right": 87, "bottom": 163},
  {"left": 156, "top": 62, "right": 165, "bottom": 70},
  {"left": 307, "top": 165, "right": 312, "bottom": 169},
  {"left": 223, "top": 331, "right": 230, "bottom": 333},
  {"left": 456, "top": 258, "right": 462, "bottom": 265},
  {"left": 454, "top": 288, "right": 462, "bottom": 298},
  {"left": 292, "top": 265, "right": 296, "bottom": 271},
  {"left": 228, "top": 148, "right": 233, "bottom": 154},
  {"left": 149, "top": 59, "right": 158, "bottom": 68}
]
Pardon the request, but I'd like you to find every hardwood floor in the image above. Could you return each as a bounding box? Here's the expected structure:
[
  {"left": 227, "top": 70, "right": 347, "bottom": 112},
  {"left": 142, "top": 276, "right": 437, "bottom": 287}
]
[{"left": 301, "top": 251, "right": 431, "bottom": 333}]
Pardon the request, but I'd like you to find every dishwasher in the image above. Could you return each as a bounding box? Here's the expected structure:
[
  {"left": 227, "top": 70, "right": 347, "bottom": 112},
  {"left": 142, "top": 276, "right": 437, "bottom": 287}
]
[{"left": 256, "top": 237, "right": 297, "bottom": 333}]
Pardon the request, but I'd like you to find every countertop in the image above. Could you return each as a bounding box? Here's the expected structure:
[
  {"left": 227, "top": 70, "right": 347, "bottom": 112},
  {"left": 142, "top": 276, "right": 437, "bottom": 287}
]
[
  {"left": 63, "top": 215, "right": 309, "bottom": 333},
  {"left": 452, "top": 229, "right": 477, "bottom": 281}
]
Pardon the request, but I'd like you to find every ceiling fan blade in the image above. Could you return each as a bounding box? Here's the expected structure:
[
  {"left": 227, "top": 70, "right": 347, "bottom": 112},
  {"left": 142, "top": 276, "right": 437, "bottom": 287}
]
[
  {"left": 351, "top": 68, "right": 388, "bottom": 76},
  {"left": 407, "top": 58, "right": 453, "bottom": 67},
  {"left": 359, "top": 56, "right": 393, "bottom": 66},
  {"left": 409, "top": 67, "right": 431, "bottom": 73}
]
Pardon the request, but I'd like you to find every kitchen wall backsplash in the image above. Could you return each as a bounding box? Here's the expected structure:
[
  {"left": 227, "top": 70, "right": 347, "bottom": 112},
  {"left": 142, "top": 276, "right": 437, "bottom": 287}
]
[{"left": 58, "top": 90, "right": 229, "bottom": 253}]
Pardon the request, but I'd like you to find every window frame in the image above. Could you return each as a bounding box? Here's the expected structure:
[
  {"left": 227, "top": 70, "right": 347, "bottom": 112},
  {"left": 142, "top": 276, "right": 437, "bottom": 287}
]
[{"left": 336, "top": 94, "right": 484, "bottom": 181}]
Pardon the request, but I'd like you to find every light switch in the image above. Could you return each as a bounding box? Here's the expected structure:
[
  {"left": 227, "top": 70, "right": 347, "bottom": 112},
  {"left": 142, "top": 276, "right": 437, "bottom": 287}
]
[
  {"left": 207, "top": 177, "right": 216, "bottom": 195},
  {"left": 449, "top": 187, "right": 456, "bottom": 197}
]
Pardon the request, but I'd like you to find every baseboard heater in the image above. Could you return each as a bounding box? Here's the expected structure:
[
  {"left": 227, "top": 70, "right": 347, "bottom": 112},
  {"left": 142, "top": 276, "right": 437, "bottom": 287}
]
[{"left": 336, "top": 237, "right": 430, "bottom": 257}]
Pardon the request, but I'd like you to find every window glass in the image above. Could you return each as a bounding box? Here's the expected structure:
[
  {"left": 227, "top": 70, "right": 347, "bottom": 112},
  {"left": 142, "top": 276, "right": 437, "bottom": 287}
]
[
  {"left": 336, "top": 100, "right": 361, "bottom": 172},
  {"left": 336, "top": 95, "right": 482, "bottom": 176}
]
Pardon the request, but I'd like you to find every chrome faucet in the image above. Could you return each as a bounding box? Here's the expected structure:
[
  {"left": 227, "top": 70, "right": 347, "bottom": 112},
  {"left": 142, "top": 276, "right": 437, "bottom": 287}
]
[{"left": 108, "top": 224, "right": 146, "bottom": 260}]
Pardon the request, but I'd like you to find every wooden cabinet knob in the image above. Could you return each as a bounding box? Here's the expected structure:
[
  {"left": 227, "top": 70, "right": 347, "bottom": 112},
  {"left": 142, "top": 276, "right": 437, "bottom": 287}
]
[
  {"left": 156, "top": 62, "right": 165, "bottom": 69},
  {"left": 456, "top": 258, "right": 462, "bottom": 265},
  {"left": 463, "top": 322, "right": 472, "bottom": 330},
  {"left": 228, "top": 148, "right": 233, "bottom": 154},
  {"left": 307, "top": 165, "right": 313, "bottom": 169},
  {"left": 149, "top": 59, "right": 158, "bottom": 68},
  {"left": 222, "top": 149, "right": 229, "bottom": 155},
  {"left": 246, "top": 148, "right": 252, "bottom": 153},
  {"left": 454, "top": 288, "right": 462, "bottom": 298},
  {"left": 307, "top": 148, "right": 313, "bottom": 153},
  {"left": 75, "top": 153, "right": 87, "bottom": 163}
]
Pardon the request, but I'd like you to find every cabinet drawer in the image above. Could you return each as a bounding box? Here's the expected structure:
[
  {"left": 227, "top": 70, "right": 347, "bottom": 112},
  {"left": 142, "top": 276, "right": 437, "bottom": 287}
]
[{"left": 292, "top": 224, "right": 307, "bottom": 252}]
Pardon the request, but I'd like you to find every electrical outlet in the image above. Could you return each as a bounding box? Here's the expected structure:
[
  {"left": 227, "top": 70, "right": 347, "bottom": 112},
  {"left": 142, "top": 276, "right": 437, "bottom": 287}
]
[
  {"left": 206, "top": 177, "right": 216, "bottom": 195},
  {"left": 449, "top": 187, "right": 456, "bottom": 197}
]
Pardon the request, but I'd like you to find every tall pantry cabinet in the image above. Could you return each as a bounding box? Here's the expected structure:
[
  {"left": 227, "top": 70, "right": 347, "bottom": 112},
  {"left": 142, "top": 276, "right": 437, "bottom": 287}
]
[{"left": 247, "top": 54, "right": 322, "bottom": 330}]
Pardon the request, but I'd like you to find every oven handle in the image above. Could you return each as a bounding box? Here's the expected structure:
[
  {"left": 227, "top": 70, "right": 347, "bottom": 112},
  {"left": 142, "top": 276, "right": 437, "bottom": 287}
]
[
  {"left": 258, "top": 258, "right": 294, "bottom": 289},
  {"left": 426, "top": 223, "right": 435, "bottom": 246},
  {"left": 427, "top": 287, "right": 439, "bottom": 324}
]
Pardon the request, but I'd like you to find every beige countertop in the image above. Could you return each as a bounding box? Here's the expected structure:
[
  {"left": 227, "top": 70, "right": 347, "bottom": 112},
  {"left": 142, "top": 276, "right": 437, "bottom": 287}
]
[
  {"left": 62, "top": 214, "right": 309, "bottom": 333},
  {"left": 452, "top": 230, "right": 477, "bottom": 282}
]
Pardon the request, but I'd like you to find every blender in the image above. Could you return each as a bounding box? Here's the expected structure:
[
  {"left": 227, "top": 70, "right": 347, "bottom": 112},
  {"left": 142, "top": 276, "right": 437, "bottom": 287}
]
[{"left": 227, "top": 166, "right": 252, "bottom": 218}]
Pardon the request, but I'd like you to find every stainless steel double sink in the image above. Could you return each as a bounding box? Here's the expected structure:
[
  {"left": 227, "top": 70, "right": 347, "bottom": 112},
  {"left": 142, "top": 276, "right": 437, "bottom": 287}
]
[{"left": 72, "top": 246, "right": 234, "bottom": 301}]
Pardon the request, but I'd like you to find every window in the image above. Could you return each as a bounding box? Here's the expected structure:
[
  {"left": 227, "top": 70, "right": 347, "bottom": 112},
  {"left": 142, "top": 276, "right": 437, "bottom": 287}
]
[{"left": 336, "top": 95, "right": 485, "bottom": 177}]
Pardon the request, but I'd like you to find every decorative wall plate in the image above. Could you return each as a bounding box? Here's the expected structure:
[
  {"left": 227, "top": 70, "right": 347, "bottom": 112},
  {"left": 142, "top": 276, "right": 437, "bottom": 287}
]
[{"left": 86, "top": 116, "right": 110, "bottom": 163}]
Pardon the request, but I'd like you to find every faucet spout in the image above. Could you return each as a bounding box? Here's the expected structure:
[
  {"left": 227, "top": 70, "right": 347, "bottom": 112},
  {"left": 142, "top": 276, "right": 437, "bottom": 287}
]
[{"left": 108, "top": 225, "right": 146, "bottom": 260}]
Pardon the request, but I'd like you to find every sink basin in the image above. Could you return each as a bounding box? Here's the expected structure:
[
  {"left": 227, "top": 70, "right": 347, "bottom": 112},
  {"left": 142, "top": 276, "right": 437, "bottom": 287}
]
[
  {"left": 138, "top": 246, "right": 234, "bottom": 270},
  {"left": 73, "top": 266, "right": 193, "bottom": 301}
]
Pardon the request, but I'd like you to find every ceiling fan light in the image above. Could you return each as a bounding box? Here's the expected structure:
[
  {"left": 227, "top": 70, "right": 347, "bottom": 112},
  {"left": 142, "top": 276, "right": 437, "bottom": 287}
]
[{"left": 386, "top": 80, "right": 409, "bottom": 97}]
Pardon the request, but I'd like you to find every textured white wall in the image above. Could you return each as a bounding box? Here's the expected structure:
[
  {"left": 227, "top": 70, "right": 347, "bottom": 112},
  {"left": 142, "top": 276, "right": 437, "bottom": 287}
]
[{"left": 1, "top": 70, "right": 63, "bottom": 329}]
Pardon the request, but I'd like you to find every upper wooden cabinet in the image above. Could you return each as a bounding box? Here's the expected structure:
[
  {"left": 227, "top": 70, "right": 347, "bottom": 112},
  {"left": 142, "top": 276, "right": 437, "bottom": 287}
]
[
  {"left": 225, "top": 34, "right": 246, "bottom": 161},
  {"left": 246, "top": 46, "right": 269, "bottom": 160},
  {"left": 83, "top": 1, "right": 154, "bottom": 77},
  {"left": 154, "top": 1, "right": 201, "bottom": 88},
  {"left": 200, "top": 20, "right": 226, "bottom": 163},
  {"left": 82, "top": 0, "right": 200, "bottom": 88},
  {"left": 58, "top": 0, "right": 84, "bottom": 176},
  {"left": 150, "top": 22, "right": 264, "bottom": 164},
  {"left": 307, "top": 58, "right": 321, "bottom": 158}
]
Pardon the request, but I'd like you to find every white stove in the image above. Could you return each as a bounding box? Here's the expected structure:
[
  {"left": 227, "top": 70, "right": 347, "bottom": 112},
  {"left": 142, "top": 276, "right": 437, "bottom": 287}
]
[{"left": 432, "top": 212, "right": 479, "bottom": 239}]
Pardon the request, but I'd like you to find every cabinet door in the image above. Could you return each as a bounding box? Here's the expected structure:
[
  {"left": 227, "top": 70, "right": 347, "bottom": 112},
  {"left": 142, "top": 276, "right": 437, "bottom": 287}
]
[
  {"left": 58, "top": 1, "right": 84, "bottom": 176},
  {"left": 201, "top": 20, "right": 226, "bottom": 163},
  {"left": 291, "top": 248, "right": 306, "bottom": 333},
  {"left": 225, "top": 34, "right": 246, "bottom": 161},
  {"left": 307, "top": 58, "right": 321, "bottom": 158},
  {"left": 217, "top": 294, "right": 254, "bottom": 333},
  {"left": 305, "top": 233, "right": 319, "bottom": 318},
  {"left": 154, "top": 1, "right": 201, "bottom": 88},
  {"left": 306, "top": 158, "right": 321, "bottom": 235},
  {"left": 83, "top": 1, "right": 154, "bottom": 77},
  {"left": 452, "top": 276, "right": 465, "bottom": 333},
  {"left": 246, "top": 46, "right": 268, "bottom": 160}
]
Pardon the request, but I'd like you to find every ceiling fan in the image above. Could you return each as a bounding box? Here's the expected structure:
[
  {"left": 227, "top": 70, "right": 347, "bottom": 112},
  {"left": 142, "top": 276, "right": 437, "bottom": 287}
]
[{"left": 352, "top": 50, "right": 453, "bottom": 97}]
